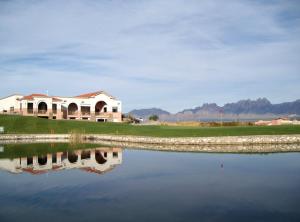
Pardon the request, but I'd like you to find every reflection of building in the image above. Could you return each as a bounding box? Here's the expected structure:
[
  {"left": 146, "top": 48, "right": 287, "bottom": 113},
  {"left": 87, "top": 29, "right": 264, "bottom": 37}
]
[
  {"left": 0, "top": 147, "right": 122, "bottom": 175},
  {"left": 0, "top": 91, "right": 122, "bottom": 122}
]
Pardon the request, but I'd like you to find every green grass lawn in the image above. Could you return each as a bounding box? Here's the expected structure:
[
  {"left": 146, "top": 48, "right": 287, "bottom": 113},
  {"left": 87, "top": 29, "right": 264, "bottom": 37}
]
[{"left": 1, "top": 115, "right": 300, "bottom": 137}]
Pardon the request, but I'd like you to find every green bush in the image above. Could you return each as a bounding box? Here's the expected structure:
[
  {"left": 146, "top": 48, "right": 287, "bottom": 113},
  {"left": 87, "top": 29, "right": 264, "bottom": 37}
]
[{"left": 149, "top": 115, "right": 159, "bottom": 121}]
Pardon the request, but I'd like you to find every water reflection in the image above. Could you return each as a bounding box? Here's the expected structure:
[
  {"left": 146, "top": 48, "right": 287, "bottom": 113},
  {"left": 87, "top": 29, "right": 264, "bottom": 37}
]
[
  {"left": 0, "top": 144, "right": 299, "bottom": 222},
  {"left": 0, "top": 146, "right": 122, "bottom": 175}
]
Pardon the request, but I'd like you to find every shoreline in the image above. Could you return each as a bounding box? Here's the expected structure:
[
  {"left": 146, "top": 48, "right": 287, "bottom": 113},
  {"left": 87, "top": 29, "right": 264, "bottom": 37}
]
[
  {"left": 1, "top": 133, "right": 300, "bottom": 145},
  {"left": 1, "top": 139, "right": 300, "bottom": 153},
  {"left": 1, "top": 134, "right": 300, "bottom": 153}
]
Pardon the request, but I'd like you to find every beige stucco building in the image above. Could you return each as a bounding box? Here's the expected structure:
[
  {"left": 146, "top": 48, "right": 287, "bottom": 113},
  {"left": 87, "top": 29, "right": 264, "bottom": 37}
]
[{"left": 0, "top": 91, "right": 122, "bottom": 122}]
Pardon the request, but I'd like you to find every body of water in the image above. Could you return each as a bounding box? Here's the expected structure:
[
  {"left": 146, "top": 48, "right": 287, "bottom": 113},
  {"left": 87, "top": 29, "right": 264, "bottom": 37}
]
[{"left": 0, "top": 143, "right": 299, "bottom": 222}]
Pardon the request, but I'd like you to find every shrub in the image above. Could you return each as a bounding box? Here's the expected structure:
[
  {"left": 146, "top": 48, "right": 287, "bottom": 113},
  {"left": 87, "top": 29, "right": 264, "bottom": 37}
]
[{"left": 149, "top": 115, "right": 159, "bottom": 121}]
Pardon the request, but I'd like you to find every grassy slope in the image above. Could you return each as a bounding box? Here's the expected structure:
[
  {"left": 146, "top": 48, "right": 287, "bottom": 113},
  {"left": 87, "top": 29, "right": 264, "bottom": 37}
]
[{"left": 1, "top": 115, "right": 300, "bottom": 137}]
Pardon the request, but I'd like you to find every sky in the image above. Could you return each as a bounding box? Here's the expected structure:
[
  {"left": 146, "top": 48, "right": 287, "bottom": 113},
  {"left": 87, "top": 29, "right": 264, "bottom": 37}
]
[{"left": 0, "top": 0, "right": 300, "bottom": 113}]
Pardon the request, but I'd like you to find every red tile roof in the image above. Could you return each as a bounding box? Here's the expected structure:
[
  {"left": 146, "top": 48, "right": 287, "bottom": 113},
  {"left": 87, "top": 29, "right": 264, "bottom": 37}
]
[
  {"left": 52, "top": 97, "right": 62, "bottom": 102},
  {"left": 76, "top": 91, "right": 100, "bottom": 98},
  {"left": 19, "top": 91, "right": 116, "bottom": 101},
  {"left": 23, "top": 168, "right": 48, "bottom": 175},
  {"left": 81, "top": 167, "right": 103, "bottom": 174},
  {"left": 75, "top": 91, "right": 115, "bottom": 99},
  {"left": 80, "top": 166, "right": 116, "bottom": 174},
  {"left": 52, "top": 165, "right": 62, "bottom": 170},
  {"left": 21, "top": 94, "right": 62, "bottom": 102},
  {"left": 21, "top": 94, "right": 48, "bottom": 100}
]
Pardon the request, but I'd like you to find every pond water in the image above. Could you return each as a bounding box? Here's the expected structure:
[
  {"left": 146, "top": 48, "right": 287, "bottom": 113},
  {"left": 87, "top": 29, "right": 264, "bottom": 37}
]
[{"left": 0, "top": 143, "right": 300, "bottom": 222}]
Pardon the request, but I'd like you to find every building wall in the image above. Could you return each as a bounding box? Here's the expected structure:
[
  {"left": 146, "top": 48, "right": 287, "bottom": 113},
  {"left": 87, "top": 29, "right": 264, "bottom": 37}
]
[
  {"left": 58, "top": 94, "right": 122, "bottom": 122},
  {"left": 0, "top": 93, "right": 122, "bottom": 122},
  {"left": 21, "top": 97, "right": 54, "bottom": 116},
  {"left": 0, "top": 95, "right": 22, "bottom": 113}
]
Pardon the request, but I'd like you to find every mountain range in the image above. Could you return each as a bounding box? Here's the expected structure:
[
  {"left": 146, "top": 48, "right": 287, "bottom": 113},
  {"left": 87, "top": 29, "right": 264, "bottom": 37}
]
[
  {"left": 128, "top": 98, "right": 300, "bottom": 121},
  {"left": 129, "top": 108, "right": 170, "bottom": 118}
]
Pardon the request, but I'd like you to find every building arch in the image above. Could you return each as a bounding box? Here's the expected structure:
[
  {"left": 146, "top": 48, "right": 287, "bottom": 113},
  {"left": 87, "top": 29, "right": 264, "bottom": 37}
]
[
  {"left": 95, "top": 151, "right": 107, "bottom": 164},
  {"left": 38, "top": 156, "right": 47, "bottom": 165},
  {"left": 68, "top": 103, "right": 78, "bottom": 115},
  {"left": 68, "top": 152, "right": 78, "bottom": 163},
  {"left": 38, "top": 101, "right": 47, "bottom": 113},
  {"left": 95, "top": 101, "right": 107, "bottom": 113}
]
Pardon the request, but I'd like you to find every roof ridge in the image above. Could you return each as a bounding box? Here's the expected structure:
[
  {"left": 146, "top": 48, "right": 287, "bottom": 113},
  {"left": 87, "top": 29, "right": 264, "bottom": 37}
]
[
  {"left": 19, "top": 91, "right": 117, "bottom": 100},
  {"left": 75, "top": 90, "right": 116, "bottom": 99}
]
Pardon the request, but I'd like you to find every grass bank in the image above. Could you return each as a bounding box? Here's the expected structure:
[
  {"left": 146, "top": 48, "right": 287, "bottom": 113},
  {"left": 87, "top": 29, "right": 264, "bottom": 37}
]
[{"left": 1, "top": 115, "right": 300, "bottom": 137}]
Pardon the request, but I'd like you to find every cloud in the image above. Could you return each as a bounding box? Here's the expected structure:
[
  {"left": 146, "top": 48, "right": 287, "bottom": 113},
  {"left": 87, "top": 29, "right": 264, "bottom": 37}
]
[{"left": 0, "top": 0, "right": 299, "bottom": 112}]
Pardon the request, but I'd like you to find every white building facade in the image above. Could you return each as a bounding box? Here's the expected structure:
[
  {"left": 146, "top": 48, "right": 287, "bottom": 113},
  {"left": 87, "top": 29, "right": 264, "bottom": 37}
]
[{"left": 0, "top": 91, "right": 122, "bottom": 122}]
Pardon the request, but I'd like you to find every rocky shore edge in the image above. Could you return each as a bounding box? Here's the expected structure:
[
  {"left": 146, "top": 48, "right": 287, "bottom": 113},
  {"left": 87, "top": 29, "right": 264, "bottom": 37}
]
[
  {"left": 1, "top": 134, "right": 300, "bottom": 144},
  {"left": 1, "top": 134, "right": 300, "bottom": 153}
]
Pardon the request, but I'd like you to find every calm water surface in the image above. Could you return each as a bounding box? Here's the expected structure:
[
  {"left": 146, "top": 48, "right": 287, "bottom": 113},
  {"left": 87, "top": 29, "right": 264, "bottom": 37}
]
[{"left": 0, "top": 143, "right": 299, "bottom": 222}]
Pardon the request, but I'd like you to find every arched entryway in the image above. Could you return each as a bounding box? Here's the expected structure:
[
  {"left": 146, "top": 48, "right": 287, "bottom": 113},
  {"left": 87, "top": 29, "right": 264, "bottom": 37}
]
[
  {"left": 68, "top": 152, "right": 78, "bottom": 163},
  {"left": 95, "top": 151, "right": 107, "bottom": 164},
  {"left": 38, "top": 156, "right": 47, "bottom": 165},
  {"left": 38, "top": 102, "right": 47, "bottom": 114},
  {"left": 95, "top": 101, "right": 107, "bottom": 114},
  {"left": 68, "top": 103, "right": 78, "bottom": 115}
]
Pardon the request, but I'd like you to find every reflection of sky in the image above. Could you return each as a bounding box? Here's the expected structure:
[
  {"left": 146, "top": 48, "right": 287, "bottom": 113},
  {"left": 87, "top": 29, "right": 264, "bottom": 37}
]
[
  {"left": 0, "top": 149, "right": 300, "bottom": 222},
  {"left": 0, "top": 0, "right": 300, "bottom": 112}
]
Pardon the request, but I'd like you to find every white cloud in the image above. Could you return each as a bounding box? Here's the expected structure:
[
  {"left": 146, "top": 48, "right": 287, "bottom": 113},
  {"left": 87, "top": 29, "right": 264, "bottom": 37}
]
[{"left": 0, "top": 0, "right": 299, "bottom": 112}]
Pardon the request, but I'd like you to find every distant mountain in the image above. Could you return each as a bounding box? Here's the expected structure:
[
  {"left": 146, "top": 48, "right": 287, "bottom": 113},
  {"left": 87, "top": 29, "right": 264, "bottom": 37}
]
[
  {"left": 178, "top": 98, "right": 300, "bottom": 115},
  {"left": 223, "top": 98, "right": 272, "bottom": 114},
  {"left": 180, "top": 103, "right": 221, "bottom": 114},
  {"left": 129, "top": 98, "right": 300, "bottom": 121},
  {"left": 272, "top": 100, "right": 300, "bottom": 114},
  {"left": 128, "top": 108, "right": 170, "bottom": 118}
]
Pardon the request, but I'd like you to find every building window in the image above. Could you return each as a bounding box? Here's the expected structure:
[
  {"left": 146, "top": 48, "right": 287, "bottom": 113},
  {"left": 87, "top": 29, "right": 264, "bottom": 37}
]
[
  {"left": 104, "top": 107, "right": 107, "bottom": 113},
  {"left": 27, "top": 157, "right": 33, "bottom": 165},
  {"left": 52, "top": 104, "right": 57, "bottom": 114},
  {"left": 52, "top": 154, "right": 57, "bottom": 163},
  {"left": 81, "top": 106, "right": 90, "bottom": 115},
  {"left": 81, "top": 151, "right": 90, "bottom": 160},
  {"left": 112, "top": 107, "right": 118, "bottom": 113},
  {"left": 27, "top": 103, "right": 33, "bottom": 113}
]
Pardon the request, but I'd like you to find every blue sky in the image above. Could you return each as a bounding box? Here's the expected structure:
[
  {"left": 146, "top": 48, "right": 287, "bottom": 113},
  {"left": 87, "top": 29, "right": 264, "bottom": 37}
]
[{"left": 0, "top": 0, "right": 299, "bottom": 113}]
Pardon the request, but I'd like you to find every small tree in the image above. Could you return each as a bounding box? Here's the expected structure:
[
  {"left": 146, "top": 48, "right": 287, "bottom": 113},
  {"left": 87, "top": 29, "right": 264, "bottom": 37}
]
[{"left": 149, "top": 115, "right": 159, "bottom": 121}]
